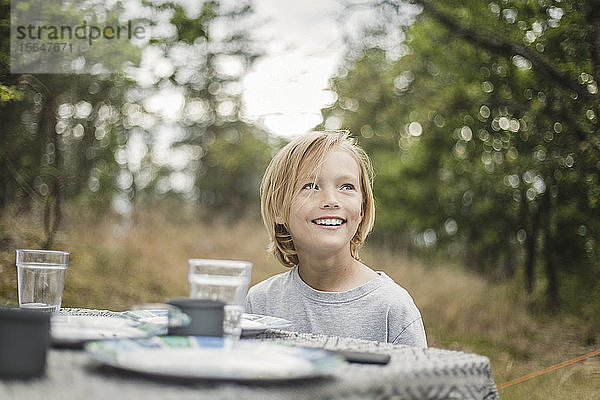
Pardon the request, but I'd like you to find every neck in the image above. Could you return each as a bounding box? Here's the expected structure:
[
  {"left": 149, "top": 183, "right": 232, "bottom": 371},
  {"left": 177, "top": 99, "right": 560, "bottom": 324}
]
[{"left": 296, "top": 252, "right": 377, "bottom": 292}]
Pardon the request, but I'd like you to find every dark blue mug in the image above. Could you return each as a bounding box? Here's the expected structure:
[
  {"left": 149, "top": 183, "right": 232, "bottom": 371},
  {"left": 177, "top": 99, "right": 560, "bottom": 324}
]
[
  {"left": 165, "top": 298, "right": 224, "bottom": 336},
  {"left": 0, "top": 307, "right": 51, "bottom": 378}
]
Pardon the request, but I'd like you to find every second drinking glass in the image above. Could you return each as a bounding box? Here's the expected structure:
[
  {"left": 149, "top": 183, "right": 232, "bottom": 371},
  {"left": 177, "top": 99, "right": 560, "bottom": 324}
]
[{"left": 187, "top": 258, "right": 252, "bottom": 342}]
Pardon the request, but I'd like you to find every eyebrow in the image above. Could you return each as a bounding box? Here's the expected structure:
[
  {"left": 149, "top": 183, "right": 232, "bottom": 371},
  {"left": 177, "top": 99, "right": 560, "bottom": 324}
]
[
  {"left": 337, "top": 174, "right": 360, "bottom": 182},
  {"left": 298, "top": 174, "right": 359, "bottom": 182}
]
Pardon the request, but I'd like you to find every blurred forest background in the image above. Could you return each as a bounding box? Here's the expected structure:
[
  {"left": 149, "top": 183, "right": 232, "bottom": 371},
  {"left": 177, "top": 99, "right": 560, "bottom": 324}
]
[{"left": 1, "top": 0, "right": 600, "bottom": 397}]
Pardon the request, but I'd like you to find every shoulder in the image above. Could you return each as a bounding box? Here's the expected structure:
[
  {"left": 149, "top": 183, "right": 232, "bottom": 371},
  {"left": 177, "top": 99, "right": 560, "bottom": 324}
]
[
  {"left": 245, "top": 269, "right": 295, "bottom": 315},
  {"left": 247, "top": 269, "right": 295, "bottom": 297},
  {"left": 372, "top": 272, "right": 418, "bottom": 307},
  {"left": 375, "top": 273, "right": 427, "bottom": 347}
]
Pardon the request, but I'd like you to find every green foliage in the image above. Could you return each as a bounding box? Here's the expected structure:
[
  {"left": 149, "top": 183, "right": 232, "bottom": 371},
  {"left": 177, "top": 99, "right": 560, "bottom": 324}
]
[
  {"left": 170, "top": 1, "right": 212, "bottom": 43},
  {"left": 194, "top": 123, "right": 274, "bottom": 219},
  {"left": 1, "top": 0, "right": 274, "bottom": 243},
  {"left": 324, "top": 0, "right": 600, "bottom": 318},
  {"left": 0, "top": 84, "right": 21, "bottom": 102}
]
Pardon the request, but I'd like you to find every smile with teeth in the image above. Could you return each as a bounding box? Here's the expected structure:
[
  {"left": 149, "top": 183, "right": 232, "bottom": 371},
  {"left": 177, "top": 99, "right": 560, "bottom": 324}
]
[{"left": 312, "top": 218, "right": 346, "bottom": 227}]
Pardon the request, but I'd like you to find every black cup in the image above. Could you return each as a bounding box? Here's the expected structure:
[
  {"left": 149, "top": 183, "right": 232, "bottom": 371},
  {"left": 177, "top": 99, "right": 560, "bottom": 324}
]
[
  {"left": 165, "top": 298, "right": 225, "bottom": 336},
  {"left": 0, "top": 307, "right": 51, "bottom": 379}
]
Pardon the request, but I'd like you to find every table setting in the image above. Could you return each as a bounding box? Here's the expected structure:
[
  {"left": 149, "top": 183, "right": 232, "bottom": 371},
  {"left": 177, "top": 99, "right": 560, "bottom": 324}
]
[
  {"left": 50, "top": 308, "right": 293, "bottom": 346},
  {"left": 0, "top": 250, "right": 499, "bottom": 399}
]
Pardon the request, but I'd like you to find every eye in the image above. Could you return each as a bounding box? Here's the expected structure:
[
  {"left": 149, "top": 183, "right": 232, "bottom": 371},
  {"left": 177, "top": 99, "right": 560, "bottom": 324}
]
[
  {"left": 340, "top": 183, "right": 356, "bottom": 191},
  {"left": 302, "top": 182, "right": 318, "bottom": 190}
]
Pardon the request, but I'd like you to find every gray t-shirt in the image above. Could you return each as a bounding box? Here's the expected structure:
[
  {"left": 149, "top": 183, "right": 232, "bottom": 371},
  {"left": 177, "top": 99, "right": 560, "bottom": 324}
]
[{"left": 245, "top": 267, "right": 427, "bottom": 347}]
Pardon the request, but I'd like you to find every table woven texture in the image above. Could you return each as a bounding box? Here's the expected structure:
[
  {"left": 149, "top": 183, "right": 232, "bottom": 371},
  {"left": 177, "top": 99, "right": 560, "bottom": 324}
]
[{"left": 0, "top": 308, "right": 499, "bottom": 400}]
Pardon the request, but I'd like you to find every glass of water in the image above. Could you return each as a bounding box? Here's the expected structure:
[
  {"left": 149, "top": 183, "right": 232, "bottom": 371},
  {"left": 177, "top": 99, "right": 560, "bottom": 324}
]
[
  {"left": 187, "top": 258, "right": 252, "bottom": 342},
  {"left": 16, "top": 249, "right": 70, "bottom": 314}
]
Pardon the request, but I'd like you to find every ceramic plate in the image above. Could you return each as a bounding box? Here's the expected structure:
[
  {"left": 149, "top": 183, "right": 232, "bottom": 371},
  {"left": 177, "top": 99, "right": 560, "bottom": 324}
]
[
  {"left": 53, "top": 309, "right": 292, "bottom": 345},
  {"left": 51, "top": 314, "right": 164, "bottom": 346},
  {"left": 85, "top": 336, "right": 344, "bottom": 381},
  {"left": 122, "top": 309, "right": 292, "bottom": 337},
  {"left": 241, "top": 313, "right": 292, "bottom": 337}
]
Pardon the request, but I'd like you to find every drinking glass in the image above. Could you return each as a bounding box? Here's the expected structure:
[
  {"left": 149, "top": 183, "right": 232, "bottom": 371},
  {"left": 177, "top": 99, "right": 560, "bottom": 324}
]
[
  {"left": 16, "top": 249, "right": 70, "bottom": 314},
  {"left": 187, "top": 258, "right": 252, "bottom": 341}
]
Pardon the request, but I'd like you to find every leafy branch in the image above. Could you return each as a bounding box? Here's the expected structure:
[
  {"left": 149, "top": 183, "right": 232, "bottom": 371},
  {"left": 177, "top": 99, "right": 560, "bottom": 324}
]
[{"left": 379, "top": 0, "right": 597, "bottom": 101}]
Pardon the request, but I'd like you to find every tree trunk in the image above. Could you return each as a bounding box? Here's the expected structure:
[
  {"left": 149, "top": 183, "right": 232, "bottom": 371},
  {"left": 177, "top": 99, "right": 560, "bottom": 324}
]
[
  {"left": 541, "top": 191, "right": 560, "bottom": 310},
  {"left": 39, "top": 93, "right": 61, "bottom": 250},
  {"left": 503, "top": 239, "right": 516, "bottom": 279},
  {"left": 520, "top": 186, "right": 540, "bottom": 295},
  {"left": 524, "top": 227, "right": 536, "bottom": 295},
  {"left": 586, "top": 5, "right": 600, "bottom": 87}
]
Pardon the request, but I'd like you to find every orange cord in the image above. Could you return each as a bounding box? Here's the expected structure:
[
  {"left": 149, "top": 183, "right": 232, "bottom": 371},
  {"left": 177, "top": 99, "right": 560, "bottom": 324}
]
[{"left": 497, "top": 349, "right": 600, "bottom": 390}]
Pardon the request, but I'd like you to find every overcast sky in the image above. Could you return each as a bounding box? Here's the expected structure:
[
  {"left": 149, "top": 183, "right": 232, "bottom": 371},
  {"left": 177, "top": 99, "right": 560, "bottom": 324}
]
[{"left": 242, "top": 0, "right": 348, "bottom": 137}]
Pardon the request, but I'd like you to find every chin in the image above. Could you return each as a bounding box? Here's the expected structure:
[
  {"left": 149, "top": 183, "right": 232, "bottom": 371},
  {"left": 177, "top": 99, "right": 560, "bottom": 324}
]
[{"left": 304, "top": 241, "right": 352, "bottom": 256}]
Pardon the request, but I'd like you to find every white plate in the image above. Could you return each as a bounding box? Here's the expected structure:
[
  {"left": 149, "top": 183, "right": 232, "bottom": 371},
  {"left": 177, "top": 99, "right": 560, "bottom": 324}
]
[
  {"left": 53, "top": 309, "right": 292, "bottom": 345},
  {"left": 85, "top": 336, "right": 344, "bottom": 381},
  {"left": 241, "top": 313, "right": 292, "bottom": 337},
  {"left": 121, "top": 310, "right": 292, "bottom": 337},
  {"left": 51, "top": 314, "right": 163, "bottom": 346}
]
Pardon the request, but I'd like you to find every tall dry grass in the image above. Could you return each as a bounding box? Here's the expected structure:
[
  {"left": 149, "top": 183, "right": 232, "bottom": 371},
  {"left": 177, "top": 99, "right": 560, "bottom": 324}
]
[
  {"left": 1, "top": 206, "right": 599, "bottom": 398},
  {"left": 362, "top": 249, "right": 600, "bottom": 399}
]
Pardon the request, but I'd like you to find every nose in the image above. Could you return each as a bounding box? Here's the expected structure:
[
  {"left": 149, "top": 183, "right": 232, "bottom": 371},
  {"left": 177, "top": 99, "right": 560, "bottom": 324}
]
[{"left": 320, "top": 189, "right": 340, "bottom": 209}]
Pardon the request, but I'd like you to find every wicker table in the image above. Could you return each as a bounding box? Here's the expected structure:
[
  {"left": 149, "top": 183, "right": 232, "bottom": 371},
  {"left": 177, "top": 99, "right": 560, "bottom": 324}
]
[{"left": 0, "top": 309, "right": 499, "bottom": 400}]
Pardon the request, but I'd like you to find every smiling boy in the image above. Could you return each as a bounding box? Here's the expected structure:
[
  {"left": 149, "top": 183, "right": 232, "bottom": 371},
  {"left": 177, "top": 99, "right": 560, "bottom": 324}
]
[{"left": 245, "top": 130, "right": 427, "bottom": 347}]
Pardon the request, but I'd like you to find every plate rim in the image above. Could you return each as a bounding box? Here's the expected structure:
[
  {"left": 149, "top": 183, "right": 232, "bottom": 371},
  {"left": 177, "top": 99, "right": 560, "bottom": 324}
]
[
  {"left": 241, "top": 313, "right": 292, "bottom": 336},
  {"left": 85, "top": 336, "right": 343, "bottom": 381},
  {"left": 51, "top": 313, "right": 162, "bottom": 346}
]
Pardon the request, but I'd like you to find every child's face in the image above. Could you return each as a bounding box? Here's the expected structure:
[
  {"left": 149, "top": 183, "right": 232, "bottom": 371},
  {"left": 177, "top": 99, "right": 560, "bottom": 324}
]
[{"left": 286, "top": 149, "right": 363, "bottom": 260}]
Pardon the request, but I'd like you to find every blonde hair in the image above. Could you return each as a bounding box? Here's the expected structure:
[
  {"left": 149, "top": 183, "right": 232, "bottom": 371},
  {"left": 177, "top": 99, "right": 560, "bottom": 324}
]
[{"left": 261, "top": 130, "right": 375, "bottom": 268}]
